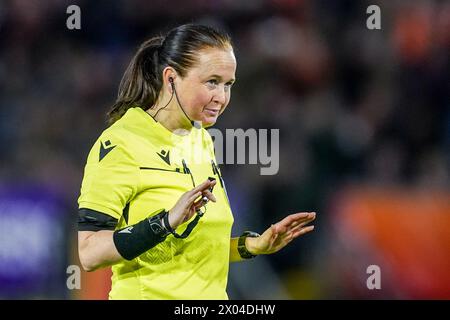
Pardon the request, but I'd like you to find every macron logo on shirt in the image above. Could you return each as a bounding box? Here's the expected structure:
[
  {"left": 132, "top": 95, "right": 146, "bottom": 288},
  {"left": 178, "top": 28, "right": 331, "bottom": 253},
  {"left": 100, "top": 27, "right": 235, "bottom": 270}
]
[
  {"left": 157, "top": 149, "right": 170, "bottom": 166},
  {"left": 99, "top": 140, "right": 116, "bottom": 162}
]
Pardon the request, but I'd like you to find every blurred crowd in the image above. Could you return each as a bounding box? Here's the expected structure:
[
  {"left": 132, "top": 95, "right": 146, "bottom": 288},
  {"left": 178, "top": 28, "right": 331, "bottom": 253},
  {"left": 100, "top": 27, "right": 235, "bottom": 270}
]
[{"left": 0, "top": 0, "right": 448, "bottom": 299}]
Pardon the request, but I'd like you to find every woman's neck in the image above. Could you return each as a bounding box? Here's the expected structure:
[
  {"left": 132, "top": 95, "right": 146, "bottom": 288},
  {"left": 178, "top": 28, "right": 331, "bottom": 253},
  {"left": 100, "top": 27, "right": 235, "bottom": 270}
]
[{"left": 146, "top": 104, "right": 192, "bottom": 136}]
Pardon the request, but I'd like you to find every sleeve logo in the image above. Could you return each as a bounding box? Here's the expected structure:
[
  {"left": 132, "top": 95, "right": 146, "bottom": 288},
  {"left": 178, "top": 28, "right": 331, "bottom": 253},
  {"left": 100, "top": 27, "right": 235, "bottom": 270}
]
[{"left": 99, "top": 140, "right": 116, "bottom": 161}]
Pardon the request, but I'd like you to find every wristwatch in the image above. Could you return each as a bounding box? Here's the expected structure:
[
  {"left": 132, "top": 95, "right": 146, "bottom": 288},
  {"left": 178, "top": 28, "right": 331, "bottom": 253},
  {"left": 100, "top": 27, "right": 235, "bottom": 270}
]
[{"left": 238, "top": 231, "right": 260, "bottom": 259}]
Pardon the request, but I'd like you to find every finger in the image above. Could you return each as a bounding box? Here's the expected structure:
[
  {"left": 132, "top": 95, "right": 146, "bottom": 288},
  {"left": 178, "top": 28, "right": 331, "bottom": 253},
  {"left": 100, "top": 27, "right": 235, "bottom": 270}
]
[
  {"left": 209, "top": 179, "right": 217, "bottom": 189},
  {"left": 192, "top": 199, "right": 207, "bottom": 212},
  {"left": 286, "top": 212, "right": 311, "bottom": 222},
  {"left": 187, "top": 191, "right": 202, "bottom": 206},
  {"left": 202, "top": 190, "right": 216, "bottom": 202},
  {"left": 288, "top": 222, "right": 312, "bottom": 235},
  {"left": 288, "top": 216, "right": 316, "bottom": 231},
  {"left": 189, "top": 179, "right": 215, "bottom": 195},
  {"left": 287, "top": 212, "right": 316, "bottom": 228},
  {"left": 188, "top": 181, "right": 210, "bottom": 196},
  {"left": 278, "top": 212, "right": 313, "bottom": 228},
  {"left": 292, "top": 212, "right": 316, "bottom": 223},
  {"left": 192, "top": 201, "right": 203, "bottom": 212},
  {"left": 284, "top": 232, "right": 294, "bottom": 242},
  {"left": 184, "top": 203, "right": 200, "bottom": 221},
  {"left": 292, "top": 225, "right": 315, "bottom": 238},
  {"left": 192, "top": 192, "right": 216, "bottom": 209},
  {"left": 282, "top": 223, "right": 315, "bottom": 241},
  {"left": 280, "top": 228, "right": 298, "bottom": 240}
]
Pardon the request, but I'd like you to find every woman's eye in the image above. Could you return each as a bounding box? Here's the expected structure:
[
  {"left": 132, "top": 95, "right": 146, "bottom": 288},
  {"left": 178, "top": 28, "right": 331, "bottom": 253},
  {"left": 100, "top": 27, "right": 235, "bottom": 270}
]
[{"left": 206, "top": 79, "right": 233, "bottom": 91}]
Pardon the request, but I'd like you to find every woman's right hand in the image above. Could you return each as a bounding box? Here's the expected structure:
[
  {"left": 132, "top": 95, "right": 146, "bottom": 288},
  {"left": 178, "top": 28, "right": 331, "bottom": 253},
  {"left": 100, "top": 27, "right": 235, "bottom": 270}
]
[{"left": 166, "top": 179, "right": 217, "bottom": 230}]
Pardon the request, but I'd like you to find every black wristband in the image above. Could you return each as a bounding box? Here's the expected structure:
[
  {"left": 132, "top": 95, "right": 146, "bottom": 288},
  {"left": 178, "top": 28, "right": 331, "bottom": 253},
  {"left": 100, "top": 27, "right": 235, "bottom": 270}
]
[
  {"left": 113, "top": 209, "right": 170, "bottom": 260},
  {"left": 238, "top": 231, "right": 260, "bottom": 259}
]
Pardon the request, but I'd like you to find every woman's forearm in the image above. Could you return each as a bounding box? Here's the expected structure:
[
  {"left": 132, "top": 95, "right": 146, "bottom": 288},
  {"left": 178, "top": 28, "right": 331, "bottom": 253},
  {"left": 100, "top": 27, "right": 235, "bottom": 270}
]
[{"left": 78, "top": 230, "right": 123, "bottom": 272}]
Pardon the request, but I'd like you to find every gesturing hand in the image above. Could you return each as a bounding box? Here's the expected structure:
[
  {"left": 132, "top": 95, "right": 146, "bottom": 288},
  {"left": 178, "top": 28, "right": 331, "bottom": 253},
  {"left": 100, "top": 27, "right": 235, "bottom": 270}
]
[
  {"left": 167, "top": 179, "right": 217, "bottom": 230},
  {"left": 248, "top": 212, "right": 316, "bottom": 255}
]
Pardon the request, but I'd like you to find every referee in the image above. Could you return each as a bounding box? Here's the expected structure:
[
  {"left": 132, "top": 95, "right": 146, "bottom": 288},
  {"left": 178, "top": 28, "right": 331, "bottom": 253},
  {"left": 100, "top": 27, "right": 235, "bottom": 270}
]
[{"left": 77, "top": 24, "right": 316, "bottom": 299}]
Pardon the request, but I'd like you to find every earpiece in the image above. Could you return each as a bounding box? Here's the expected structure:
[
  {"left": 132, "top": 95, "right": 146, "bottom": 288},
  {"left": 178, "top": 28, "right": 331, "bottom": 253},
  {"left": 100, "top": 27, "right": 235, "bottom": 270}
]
[{"left": 169, "top": 77, "right": 175, "bottom": 89}]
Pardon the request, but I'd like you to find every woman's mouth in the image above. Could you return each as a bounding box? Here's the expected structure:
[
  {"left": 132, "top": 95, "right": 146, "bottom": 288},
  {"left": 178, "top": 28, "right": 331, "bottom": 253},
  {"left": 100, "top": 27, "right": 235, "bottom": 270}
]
[{"left": 204, "top": 108, "right": 220, "bottom": 117}]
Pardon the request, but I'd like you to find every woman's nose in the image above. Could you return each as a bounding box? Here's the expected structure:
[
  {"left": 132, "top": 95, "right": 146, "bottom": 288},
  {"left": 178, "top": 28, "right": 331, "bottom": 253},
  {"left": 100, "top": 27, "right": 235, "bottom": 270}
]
[{"left": 212, "top": 85, "right": 227, "bottom": 104}]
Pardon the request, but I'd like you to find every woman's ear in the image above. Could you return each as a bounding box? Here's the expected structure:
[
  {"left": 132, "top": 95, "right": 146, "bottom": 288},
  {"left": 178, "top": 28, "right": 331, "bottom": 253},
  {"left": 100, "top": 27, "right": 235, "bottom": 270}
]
[{"left": 162, "top": 67, "right": 177, "bottom": 93}]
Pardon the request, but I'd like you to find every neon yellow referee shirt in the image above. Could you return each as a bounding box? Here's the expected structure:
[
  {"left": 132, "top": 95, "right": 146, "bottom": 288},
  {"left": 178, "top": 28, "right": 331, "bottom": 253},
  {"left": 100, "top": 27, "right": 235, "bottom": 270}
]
[{"left": 78, "top": 107, "right": 234, "bottom": 299}]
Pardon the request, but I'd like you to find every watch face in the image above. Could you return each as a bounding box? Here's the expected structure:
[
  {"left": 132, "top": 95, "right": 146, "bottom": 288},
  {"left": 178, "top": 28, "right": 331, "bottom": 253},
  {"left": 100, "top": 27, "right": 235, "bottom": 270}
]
[{"left": 244, "top": 231, "right": 260, "bottom": 238}]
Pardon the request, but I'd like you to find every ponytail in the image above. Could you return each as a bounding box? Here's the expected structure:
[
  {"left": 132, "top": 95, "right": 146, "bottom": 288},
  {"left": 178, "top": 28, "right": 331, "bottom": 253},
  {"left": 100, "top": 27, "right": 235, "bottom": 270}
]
[{"left": 107, "top": 37, "right": 164, "bottom": 125}]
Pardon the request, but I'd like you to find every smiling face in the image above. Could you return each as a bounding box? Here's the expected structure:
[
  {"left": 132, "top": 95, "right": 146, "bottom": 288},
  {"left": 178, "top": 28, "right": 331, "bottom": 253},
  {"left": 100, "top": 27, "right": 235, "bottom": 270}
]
[{"left": 174, "top": 47, "right": 237, "bottom": 128}]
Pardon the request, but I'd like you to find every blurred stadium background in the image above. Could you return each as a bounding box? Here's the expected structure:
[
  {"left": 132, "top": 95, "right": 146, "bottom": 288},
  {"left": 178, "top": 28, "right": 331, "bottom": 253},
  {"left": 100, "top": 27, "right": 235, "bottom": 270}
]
[{"left": 0, "top": 0, "right": 449, "bottom": 299}]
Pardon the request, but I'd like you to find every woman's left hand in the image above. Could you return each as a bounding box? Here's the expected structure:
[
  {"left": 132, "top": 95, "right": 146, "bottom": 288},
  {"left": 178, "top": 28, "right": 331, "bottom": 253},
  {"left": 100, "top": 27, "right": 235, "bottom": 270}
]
[{"left": 248, "top": 212, "right": 316, "bottom": 255}]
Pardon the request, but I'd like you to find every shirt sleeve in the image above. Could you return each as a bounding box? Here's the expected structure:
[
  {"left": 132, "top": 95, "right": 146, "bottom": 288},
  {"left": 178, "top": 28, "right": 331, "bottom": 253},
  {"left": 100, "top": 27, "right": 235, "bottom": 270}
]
[{"left": 78, "top": 137, "right": 139, "bottom": 220}]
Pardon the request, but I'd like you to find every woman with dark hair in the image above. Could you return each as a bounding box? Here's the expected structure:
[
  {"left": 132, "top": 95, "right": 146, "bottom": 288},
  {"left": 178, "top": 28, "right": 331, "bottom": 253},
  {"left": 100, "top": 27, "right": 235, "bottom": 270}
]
[{"left": 77, "top": 24, "right": 316, "bottom": 299}]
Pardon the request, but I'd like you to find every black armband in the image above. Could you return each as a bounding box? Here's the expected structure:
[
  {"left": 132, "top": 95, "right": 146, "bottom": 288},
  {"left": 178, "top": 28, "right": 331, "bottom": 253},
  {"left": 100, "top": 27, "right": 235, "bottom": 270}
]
[
  {"left": 78, "top": 208, "right": 118, "bottom": 231},
  {"left": 113, "top": 209, "right": 170, "bottom": 261}
]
